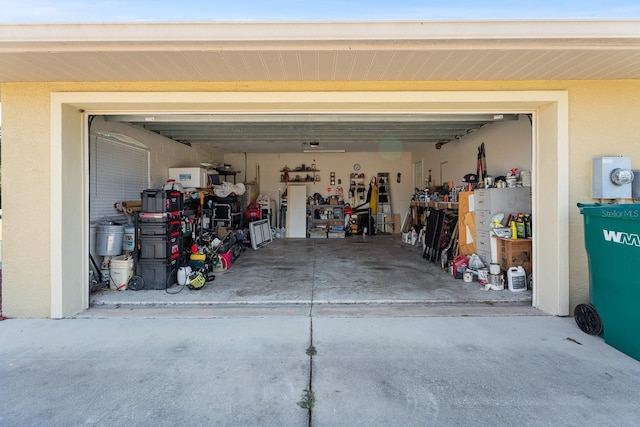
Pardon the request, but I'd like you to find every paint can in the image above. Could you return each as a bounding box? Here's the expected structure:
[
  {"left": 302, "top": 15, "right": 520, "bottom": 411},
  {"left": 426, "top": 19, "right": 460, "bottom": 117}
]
[
  {"left": 463, "top": 271, "right": 474, "bottom": 283},
  {"left": 489, "top": 263, "right": 501, "bottom": 275},
  {"left": 477, "top": 267, "right": 489, "bottom": 285},
  {"left": 488, "top": 273, "right": 504, "bottom": 287}
]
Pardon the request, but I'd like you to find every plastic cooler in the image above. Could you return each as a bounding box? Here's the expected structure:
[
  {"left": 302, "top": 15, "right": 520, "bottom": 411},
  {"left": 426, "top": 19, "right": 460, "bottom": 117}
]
[{"left": 576, "top": 203, "right": 640, "bottom": 361}]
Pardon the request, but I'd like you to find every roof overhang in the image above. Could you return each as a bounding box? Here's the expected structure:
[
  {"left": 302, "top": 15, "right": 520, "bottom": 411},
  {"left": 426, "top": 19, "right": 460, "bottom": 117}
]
[
  {"left": 2, "top": 20, "right": 634, "bottom": 152},
  {"left": 1, "top": 20, "right": 640, "bottom": 93}
]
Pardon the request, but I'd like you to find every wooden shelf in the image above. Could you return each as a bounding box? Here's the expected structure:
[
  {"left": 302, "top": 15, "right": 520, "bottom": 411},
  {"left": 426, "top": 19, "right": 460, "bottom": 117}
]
[
  {"left": 411, "top": 201, "right": 459, "bottom": 210},
  {"left": 281, "top": 165, "right": 320, "bottom": 183}
]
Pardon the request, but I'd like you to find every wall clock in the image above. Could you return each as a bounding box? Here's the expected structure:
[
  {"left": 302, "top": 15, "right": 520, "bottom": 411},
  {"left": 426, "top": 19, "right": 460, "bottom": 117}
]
[{"left": 353, "top": 163, "right": 361, "bottom": 171}]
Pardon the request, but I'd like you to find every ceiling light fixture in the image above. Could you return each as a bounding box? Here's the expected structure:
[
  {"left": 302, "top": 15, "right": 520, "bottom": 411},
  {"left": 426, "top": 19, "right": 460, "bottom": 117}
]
[{"left": 303, "top": 149, "right": 345, "bottom": 153}]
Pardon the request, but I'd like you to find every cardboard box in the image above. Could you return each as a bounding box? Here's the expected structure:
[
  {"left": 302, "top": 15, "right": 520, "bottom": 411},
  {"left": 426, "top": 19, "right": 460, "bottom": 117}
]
[
  {"left": 496, "top": 237, "right": 532, "bottom": 277},
  {"left": 392, "top": 213, "right": 401, "bottom": 234}
]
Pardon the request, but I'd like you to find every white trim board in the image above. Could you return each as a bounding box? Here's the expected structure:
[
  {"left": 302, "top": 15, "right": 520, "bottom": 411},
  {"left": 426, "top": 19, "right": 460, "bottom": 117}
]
[{"left": 50, "top": 90, "right": 569, "bottom": 317}]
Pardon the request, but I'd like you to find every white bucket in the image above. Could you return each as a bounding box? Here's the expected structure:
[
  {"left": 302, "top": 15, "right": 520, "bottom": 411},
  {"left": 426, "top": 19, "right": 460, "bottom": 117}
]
[
  {"left": 96, "top": 224, "right": 125, "bottom": 256},
  {"left": 122, "top": 225, "right": 135, "bottom": 252},
  {"left": 109, "top": 255, "right": 134, "bottom": 291},
  {"left": 507, "top": 266, "right": 527, "bottom": 292}
]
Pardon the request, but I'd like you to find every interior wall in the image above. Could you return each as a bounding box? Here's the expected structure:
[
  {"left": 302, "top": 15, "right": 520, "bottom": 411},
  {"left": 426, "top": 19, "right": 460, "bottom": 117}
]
[
  {"left": 223, "top": 151, "right": 413, "bottom": 223},
  {"left": 410, "top": 115, "right": 532, "bottom": 188},
  {"left": 90, "top": 116, "right": 223, "bottom": 188}
]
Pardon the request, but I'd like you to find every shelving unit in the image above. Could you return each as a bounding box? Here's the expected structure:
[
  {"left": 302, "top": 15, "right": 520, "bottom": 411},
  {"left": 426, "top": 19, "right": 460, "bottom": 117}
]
[
  {"left": 308, "top": 204, "right": 345, "bottom": 238},
  {"left": 216, "top": 170, "right": 239, "bottom": 184},
  {"left": 280, "top": 165, "right": 320, "bottom": 183},
  {"left": 474, "top": 187, "right": 531, "bottom": 265}
]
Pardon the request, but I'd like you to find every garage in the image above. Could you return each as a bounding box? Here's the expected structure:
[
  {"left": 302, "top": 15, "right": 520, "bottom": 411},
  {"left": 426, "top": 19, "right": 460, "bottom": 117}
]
[
  {"left": 43, "top": 86, "right": 564, "bottom": 320},
  {"left": 86, "top": 108, "right": 535, "bottom": 310},
  {"left": 28, "top": 20, "right": 640, "bottom": 318}
]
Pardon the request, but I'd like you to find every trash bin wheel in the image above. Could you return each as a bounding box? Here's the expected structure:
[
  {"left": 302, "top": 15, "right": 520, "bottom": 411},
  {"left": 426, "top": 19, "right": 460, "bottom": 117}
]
[
  {"left": 574, "top": 303, "right": 603, "bottom": 336},
  {"left": 128, "top": 275, "right": 145, "bottom": 291}
]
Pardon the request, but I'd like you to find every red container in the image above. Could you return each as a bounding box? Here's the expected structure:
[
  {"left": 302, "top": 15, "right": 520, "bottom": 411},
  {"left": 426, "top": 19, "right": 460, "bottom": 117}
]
[
  {"left": 245, "top": 202, "right": 262, "bottom": 219},
  {"left": 452, "top": 255, "right": 468, "bottom": 279}
]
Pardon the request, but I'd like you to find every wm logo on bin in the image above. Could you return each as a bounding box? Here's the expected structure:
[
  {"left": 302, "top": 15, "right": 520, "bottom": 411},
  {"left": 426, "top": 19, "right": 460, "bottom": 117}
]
[{"left": 603, "top": 230, "right": 640, "bottom": 247}]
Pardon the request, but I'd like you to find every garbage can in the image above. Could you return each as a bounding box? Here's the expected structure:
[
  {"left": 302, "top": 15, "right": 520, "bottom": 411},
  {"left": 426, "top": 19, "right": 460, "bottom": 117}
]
[{"left": 576, "top": 203, "right": 640, "bottom": 361}]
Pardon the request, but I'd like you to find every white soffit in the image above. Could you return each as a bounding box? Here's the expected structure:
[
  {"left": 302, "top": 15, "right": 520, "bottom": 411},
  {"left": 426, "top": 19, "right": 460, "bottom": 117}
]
[{"left": 0, "top": 20, "right": 640, "bottom": 85}]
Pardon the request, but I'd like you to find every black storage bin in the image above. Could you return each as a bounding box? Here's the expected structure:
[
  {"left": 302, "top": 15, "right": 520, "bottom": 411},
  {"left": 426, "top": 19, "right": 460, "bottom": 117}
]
[
  {"left": 141, "top": 189, "right": 183, "bottom": 213},
  {"left": 136, "top": 258, "right": 178, "bottom": 290},
  {"left": 139, "top": 219, "right": 182, "bottom": 236},
  {"left": 139, "top": 235, "right": 182, "bottom": 260}
]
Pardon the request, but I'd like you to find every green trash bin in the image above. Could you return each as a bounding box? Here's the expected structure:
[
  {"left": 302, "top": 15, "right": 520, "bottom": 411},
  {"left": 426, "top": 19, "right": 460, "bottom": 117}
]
[{"left": 576, "top": 203, "right": 640, "bottom": 361}]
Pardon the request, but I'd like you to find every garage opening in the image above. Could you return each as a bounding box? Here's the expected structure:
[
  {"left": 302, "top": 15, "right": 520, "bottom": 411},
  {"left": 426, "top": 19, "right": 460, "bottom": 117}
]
[
  {"left": 50, "top": 90, "right": 569, "bottom": 318},
  {"left": 86, "top": 111, "right": 534, "bottom": 310}
]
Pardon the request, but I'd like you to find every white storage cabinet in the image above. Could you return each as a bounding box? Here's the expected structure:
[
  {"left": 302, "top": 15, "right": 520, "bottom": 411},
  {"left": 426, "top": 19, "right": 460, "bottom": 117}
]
[{"left": 474, "top": 187, "right": 531, "bottom": 265}]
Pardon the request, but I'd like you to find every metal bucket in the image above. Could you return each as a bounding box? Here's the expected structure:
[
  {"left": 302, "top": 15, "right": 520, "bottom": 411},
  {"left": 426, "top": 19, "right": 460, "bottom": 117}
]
[{"left": 96, "top": 224, "right": 124, "bottom": 256}]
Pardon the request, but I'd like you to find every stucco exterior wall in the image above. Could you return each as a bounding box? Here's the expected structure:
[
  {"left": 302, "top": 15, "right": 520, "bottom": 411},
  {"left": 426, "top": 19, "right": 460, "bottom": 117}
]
[
  {"left": 2, "top": 85, "right": 52, "bottom": 317},
  {"left": 1, "top": 80, "right": 639, "bottom": 317},
  {"left": 565, "top": 83, "right": 640, "bottom": 308}
]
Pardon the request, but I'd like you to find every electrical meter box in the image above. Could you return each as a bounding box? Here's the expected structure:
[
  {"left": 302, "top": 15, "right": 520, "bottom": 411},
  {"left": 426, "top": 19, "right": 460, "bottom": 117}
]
[
  {"left": 592, "top": 156, "right": 633, "bottom": 199},
  {"left": 633, "top": 170, "right": 640, "bottom": 199}
]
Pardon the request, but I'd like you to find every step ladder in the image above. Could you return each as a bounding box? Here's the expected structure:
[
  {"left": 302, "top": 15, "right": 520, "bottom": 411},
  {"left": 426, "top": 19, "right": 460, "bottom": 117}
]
[{"left": 376, "top": 172, "right": 395, "bottom": 234}]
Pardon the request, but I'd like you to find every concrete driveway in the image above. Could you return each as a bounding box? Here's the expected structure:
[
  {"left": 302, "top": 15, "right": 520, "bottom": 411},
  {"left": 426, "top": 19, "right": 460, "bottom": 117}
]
[{"left": 1, "top": 313, "right": 639, "bottom": 426}]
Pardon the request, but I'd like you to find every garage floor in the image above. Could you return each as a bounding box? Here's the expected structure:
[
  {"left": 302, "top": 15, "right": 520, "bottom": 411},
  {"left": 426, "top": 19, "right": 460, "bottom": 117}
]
[{"left": 89, "top": 234, "right": 534, "bottom": 314}]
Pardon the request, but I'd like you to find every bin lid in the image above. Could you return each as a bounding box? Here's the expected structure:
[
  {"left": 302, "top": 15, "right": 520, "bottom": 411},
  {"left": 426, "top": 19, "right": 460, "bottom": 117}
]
[{"left": 578, "top": 203, "right": 640, "bottom": 222}]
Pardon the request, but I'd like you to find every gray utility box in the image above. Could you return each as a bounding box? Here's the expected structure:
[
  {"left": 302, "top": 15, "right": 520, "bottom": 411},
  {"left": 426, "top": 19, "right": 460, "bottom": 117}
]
[{"left": 592, "top": 156, "right": 633, "bottom": 199}]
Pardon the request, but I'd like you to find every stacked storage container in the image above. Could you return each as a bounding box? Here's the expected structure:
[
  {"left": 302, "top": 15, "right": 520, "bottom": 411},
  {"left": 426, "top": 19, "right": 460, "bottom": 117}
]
[{"left": 136, "top": 189, "right": 184, "bottom": 290}]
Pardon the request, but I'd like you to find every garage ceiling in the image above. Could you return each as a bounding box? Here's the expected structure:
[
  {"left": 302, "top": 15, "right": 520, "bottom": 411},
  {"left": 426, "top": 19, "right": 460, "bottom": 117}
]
[{"left": 104, "top": 113, "right": 520, "bottom": 153}]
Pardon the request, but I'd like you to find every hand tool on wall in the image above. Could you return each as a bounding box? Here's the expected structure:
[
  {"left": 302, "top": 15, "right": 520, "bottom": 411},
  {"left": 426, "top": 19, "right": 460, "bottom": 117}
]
[
  {"left": 477, "top": 142, "right": 487, "bottom": 181},
  {"left": 481, "top": 142, "right": 487, "bottom": 180}
]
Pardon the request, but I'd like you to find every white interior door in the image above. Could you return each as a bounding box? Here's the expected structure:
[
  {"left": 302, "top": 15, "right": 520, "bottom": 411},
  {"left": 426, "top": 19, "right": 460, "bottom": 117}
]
[{"left": 286, "top": 185, "right": 308, "bottom": 238}]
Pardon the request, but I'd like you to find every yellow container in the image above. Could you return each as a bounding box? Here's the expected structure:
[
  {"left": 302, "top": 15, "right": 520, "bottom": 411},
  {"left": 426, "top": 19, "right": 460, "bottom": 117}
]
[{"left": 190, "top": 253, "right": 206, "bottom": 261}]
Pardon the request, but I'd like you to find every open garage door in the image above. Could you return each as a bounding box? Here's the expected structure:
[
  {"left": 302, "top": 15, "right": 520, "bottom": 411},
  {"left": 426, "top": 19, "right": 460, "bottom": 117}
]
[{"left": 86, "top": 109, "right": 534, "bottom": 311}]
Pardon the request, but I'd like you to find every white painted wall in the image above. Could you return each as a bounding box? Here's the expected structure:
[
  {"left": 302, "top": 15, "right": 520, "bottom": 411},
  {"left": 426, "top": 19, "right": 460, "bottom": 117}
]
[
  {"left": 410, "top": 115, "right": 532, "bottom": 188},
  {"left": 223, "top": 151, "right": 413, "bottom": 223}
]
